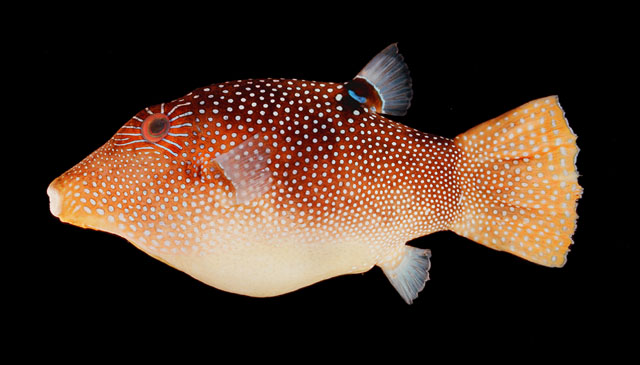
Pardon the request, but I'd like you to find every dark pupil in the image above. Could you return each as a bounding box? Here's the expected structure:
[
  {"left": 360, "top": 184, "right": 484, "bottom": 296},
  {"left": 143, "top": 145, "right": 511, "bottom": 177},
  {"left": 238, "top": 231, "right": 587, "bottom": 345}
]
[{"left": 149, "top": 118, "right": 168, "bottom": 135}]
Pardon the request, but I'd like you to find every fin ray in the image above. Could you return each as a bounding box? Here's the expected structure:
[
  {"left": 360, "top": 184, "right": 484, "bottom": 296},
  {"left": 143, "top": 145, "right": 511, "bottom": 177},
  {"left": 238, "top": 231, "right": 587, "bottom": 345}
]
[
  {"left": 451, "top": 96, "right": 582, "bottom": 267},
  {"left": 356, "top": 43, "right": 413, "bottom": 116},
  {"left": 214, "top": 133, "right": 273, "bottom": 205},
  {"left": 380, "top": 246, "right": 431, "bottom": 304}
]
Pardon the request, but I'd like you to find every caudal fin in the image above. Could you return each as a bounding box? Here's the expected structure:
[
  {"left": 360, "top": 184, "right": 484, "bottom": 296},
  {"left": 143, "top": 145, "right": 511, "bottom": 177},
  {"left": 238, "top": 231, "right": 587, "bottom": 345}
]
[{"left": 451, "top": 96, "right": 582, "bottom": 267}]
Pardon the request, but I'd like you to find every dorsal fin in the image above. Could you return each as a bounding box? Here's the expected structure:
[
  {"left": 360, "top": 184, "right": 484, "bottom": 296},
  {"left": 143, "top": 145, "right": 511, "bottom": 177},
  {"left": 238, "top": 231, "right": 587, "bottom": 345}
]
[
  {"left": 214, "top": 133, "right": 273, "bottom": 205},
  {"left": 354, "top": 43, "right": 413, "bottom": 116}
]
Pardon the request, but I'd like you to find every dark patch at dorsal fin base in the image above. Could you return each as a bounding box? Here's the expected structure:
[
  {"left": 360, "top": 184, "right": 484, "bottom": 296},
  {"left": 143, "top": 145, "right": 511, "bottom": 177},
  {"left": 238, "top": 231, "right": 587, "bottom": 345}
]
[
  {"left": 343, "top": 78, "right": 383, "bottom": 113},
  {"left": 352, "top": 43, "right": 413, "bottom": 116}
]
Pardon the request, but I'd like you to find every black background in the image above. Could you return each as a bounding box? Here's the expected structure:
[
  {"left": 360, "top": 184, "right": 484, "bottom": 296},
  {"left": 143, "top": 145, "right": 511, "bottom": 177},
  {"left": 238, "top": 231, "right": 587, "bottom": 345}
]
[{"left": 15, "top": 6, "right": 634, "bottom": 359}]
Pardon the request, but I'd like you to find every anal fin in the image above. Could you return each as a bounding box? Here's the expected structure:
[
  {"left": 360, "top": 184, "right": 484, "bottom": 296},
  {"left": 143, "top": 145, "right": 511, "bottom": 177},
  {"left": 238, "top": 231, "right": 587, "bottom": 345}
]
[{"left": 380, "top": 245, "right": 431, "bottom": 305}]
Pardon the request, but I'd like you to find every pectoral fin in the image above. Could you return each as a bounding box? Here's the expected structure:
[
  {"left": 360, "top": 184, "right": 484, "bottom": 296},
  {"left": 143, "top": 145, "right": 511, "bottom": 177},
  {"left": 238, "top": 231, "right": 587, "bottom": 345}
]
[{"left": 214, "top": 133, "right": 273, "bottom": 205}]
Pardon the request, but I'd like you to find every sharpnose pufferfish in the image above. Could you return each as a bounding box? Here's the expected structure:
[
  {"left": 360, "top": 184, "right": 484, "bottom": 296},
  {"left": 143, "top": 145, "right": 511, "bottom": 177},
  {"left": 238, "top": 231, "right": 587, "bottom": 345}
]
[{"left": 47, "top": 44, "right": 582, "bottom": 304}]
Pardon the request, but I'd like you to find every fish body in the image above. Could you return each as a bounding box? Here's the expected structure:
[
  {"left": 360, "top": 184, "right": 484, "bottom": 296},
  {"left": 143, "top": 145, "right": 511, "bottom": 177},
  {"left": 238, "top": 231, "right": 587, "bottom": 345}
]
[{"left": 48, "top": 44, "right": 581, "bottom": 303}]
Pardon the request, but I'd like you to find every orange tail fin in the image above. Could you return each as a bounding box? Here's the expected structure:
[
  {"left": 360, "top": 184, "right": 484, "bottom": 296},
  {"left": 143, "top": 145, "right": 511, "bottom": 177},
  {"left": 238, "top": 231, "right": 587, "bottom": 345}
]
[{"left": 451, "top": 96, "right": 582, "bottom": 267}]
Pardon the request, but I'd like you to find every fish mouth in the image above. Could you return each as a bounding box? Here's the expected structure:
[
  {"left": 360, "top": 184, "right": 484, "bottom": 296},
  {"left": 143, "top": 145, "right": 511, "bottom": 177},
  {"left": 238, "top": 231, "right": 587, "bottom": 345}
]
[
  {"left": 46, "top": 177, "right": 92, "bottom": 227},
  {"left": 46, "top": 177, "right": 110, "bottom": 232},
  {"left": 47, "top": 180, "right": 62, "bottom": 218}
]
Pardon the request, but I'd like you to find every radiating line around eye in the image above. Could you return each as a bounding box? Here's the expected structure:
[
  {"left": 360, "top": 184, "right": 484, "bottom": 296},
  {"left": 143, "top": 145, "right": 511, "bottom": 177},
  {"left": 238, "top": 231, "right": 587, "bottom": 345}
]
[
  {"left": 167, "top": 102, "right": 191, "bottom": 116},
  {"left": 155, "top": 142, "right": 179, "bottom": 156},
  {"left": 170, "top": 123, "right": 192, "bottom": 128},
  {"left": 135, "top": 146, "right": 155, "bottom": 151},
  {"left": 118, "top": 102, "right": 193, "bottom": 157},
  {"left": 170, "top": 111, "right": 193, "bottom": 121},
  {"left": 162, "top": 138, "right": 183, "bottom": 150},
  {"left": 114, "top": 140, "right": 147, "bottom": 146}
]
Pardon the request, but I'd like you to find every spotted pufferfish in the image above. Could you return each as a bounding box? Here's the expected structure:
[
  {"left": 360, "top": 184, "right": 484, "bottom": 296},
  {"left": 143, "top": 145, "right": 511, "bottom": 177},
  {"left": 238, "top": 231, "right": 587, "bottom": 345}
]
[{"left": 47, "top": 44, "right": 582, "bottom": 304}]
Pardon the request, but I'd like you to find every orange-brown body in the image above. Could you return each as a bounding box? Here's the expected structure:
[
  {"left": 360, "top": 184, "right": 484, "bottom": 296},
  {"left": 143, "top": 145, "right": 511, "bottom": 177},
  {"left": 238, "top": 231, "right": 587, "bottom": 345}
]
[{"left": 48, "top": 45, "right": 581, "bottom": 303}]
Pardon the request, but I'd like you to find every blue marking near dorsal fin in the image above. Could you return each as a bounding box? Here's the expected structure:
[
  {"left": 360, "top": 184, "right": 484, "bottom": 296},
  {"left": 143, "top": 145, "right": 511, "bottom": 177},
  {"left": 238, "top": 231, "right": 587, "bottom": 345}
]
[
  {"left": 355, "top": 43, "right": 413, "bottom": 116},
  {"left": 348, "top": 89, "right": 367, "bottom": 104}
]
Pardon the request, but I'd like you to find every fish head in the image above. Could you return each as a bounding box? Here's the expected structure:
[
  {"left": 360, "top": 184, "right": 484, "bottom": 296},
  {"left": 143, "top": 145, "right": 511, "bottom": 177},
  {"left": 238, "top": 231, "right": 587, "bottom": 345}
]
[{"left": 46, "top": 100, "right": 213, "bottom": 245}]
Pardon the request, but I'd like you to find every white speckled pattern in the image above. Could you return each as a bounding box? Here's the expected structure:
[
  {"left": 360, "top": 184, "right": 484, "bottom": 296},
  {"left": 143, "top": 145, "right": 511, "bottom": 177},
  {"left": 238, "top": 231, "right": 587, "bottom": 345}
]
[{"left": 47, "top": 45, "right": 581, "bottom": 302}]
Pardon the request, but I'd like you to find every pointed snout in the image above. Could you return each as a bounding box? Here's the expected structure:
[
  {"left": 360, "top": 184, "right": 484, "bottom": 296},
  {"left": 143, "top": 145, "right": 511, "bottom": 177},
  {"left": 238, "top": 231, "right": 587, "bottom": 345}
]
[
  {"left": 46, "top": 172, "right": 119, "bottom": 233},
  {"left": 47, "top": 179, "right": 62, "bottom": 218}
]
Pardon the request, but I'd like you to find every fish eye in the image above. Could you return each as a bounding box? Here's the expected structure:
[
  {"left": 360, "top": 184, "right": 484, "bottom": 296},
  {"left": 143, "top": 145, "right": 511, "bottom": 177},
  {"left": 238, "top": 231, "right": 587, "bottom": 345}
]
[{"left": 141, "top": 114, "right": 170, "bottom": 143}]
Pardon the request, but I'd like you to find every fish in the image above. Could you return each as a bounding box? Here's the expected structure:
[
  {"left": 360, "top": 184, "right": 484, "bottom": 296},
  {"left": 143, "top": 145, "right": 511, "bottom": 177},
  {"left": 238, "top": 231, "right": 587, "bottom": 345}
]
[{"left": 47, "top": 44, "right": 582, "bottom": 304}]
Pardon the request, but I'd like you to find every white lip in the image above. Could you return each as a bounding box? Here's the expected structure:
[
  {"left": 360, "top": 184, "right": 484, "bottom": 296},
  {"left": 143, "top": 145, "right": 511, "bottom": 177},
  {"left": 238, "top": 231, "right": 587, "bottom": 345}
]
[{"left": 47, "top": 182, "right": 62, "bottom": 218}]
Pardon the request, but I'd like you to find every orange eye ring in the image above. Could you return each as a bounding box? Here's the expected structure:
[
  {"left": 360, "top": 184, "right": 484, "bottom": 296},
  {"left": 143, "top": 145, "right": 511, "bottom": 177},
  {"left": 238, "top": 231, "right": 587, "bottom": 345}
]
[{"left": 141, "top": 113, "right": 170, "bottom": 143}]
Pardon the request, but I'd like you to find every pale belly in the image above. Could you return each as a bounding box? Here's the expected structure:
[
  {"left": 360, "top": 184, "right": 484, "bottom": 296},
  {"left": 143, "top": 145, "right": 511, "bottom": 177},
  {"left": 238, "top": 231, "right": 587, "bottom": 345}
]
[
  {"left": 139, "top": 236, "right": 379, "bottom": 297},
  {"left": 56, "top": 203, "right": 382, "bottom": 297}
]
